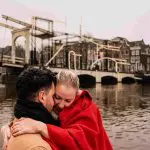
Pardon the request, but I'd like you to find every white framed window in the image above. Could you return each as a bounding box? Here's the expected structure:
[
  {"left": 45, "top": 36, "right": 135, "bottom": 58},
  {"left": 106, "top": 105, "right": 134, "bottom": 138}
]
[
  {"left": 131, "top": 56, "right": 135, "bottom": 63},
  {"left": 147, "top": 64, "right": 150, "bottom": 71},
  {"left": 147, "top": 57, "right": 150, "bottom": 63},
  {"left": 138, "top": 63, "right": 143, "bottom": 70},
  {"left": 136, "top": 50, "right": 139, "bottom": 55},
  {"left": 131, "top": 50, "right": 135, "bottom": 55}
]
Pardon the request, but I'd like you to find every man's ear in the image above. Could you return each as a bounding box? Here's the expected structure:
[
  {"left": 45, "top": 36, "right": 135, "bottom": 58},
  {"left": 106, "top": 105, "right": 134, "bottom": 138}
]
[{"left": 38, "top": 90, "right": 45, "bottom": 105}]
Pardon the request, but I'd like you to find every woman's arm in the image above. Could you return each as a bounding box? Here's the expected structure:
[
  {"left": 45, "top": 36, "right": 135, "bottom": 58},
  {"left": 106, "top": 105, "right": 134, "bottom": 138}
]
[{"left": 11, "top": 118, "right": 50, "bottom": 139}]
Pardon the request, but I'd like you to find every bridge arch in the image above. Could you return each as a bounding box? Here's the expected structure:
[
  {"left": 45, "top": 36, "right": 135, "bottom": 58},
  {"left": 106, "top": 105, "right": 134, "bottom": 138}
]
[
  {"left": 122, "top": 77, "right": 135, "bottom": 84},
  {"left": 15, "top": 36, "right": 26, "bottom": 58},
  {"left": 12, "top": 28, "right": 30, "bottom": 64},
  {"left": 101, "top": 76, "right": 118, "bottom": 84},
  {"left": 78, "top": 74, "right": 96, "bottom": 87}
]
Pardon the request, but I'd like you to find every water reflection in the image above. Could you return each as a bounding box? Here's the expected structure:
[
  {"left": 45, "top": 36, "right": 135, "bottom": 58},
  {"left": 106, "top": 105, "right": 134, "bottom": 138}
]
[
  {"left": 0, "top": 83, "right": 16, "bottom": 148},
  {"left": 88, "top": 83, "right": 150, "bottom": 150},
  {"left": 92, "top": 83, "right": 150, "bottom": 114},
  {"left": 0, "top": 83, "right": 150, "bottom": 150},
  {"left": 0, "top": 83, "right": 16, "bottom": 125}
]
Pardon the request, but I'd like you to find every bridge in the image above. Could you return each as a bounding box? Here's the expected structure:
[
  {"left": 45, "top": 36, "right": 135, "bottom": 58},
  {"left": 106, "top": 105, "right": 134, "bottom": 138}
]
[
  {"left": 0, "top": 54, "right": 138, "bottom": 84},
  {"left": 0, "top": 15, "right": 140, "bottom": 85},
  {"left": 49, "top": 67, "right": 138, "bottom": 83}
]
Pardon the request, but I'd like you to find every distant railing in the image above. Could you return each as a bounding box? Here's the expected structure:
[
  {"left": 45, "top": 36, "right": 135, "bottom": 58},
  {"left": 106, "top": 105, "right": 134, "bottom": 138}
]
[{"left": 1, "top": 55, "right": 25, "bottom": 64}]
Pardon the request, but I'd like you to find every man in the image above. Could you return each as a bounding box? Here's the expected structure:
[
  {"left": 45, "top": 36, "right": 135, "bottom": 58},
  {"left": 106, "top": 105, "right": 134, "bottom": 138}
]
[
  {"left": 10, "top": 70, "right": 113, "bottom": 150},
  {"left": 1, "top": 67, "right": 59, "bottom": 150}
]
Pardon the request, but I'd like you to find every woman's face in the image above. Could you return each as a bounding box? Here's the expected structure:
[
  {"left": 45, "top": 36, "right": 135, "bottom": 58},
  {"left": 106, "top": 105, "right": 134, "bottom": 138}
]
[{"left": 53, "top": 83, "right": 77, "bottom": 114}]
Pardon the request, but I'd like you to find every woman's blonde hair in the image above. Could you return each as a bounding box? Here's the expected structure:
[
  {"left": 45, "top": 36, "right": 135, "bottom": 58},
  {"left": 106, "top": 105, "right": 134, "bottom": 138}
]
[{"left": 56, "top": 70, "right": 79, "bottom": 89}]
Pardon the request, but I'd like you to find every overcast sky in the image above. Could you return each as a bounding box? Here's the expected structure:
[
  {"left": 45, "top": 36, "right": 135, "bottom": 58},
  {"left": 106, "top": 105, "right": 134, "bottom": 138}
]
[{"left": 0, "top": 0, "right": 150, "bottom": 46}]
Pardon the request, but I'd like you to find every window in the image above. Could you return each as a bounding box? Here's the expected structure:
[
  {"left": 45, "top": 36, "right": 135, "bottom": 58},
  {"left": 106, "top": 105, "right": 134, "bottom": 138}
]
[
  {"left": 136, "top": 56, "right": 140, "bottom": 60},
  {"left": 126, "top": 50, "right": 129, "bottom": 55},
  {"left": 138, "top": 63, "right": 143, "bottom": 70},
  {"left": 131, "top": 56, "right": 135, "bottom": 63},
  {"left": 147, "top": 64, "right": 150, "bottom": 71},
  {"left": 131, "top": 50, "right": 136, "bottom": 55},
  {"left": 136, "top": 50, "right": 139, "bottom": 55},
  {"left": 147, "top": 57, "right": 150, "bottom": 63}
]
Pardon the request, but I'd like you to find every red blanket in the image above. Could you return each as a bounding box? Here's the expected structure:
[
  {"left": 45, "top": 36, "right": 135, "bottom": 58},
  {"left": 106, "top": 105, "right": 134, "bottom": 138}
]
[{"left": 44, "top": 90, "right": 113, "bottom": 150}]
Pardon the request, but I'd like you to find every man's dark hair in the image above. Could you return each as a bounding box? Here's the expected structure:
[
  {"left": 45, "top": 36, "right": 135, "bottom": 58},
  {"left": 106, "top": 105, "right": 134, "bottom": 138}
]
[{"left": 16, "top": 67, "right": 56, "bottom": 101}]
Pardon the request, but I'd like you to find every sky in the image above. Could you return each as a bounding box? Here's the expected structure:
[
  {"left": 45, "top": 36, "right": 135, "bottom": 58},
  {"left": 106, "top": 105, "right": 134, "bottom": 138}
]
[{"left": 0, "top": 0, "right": 150, "bottom": 47}]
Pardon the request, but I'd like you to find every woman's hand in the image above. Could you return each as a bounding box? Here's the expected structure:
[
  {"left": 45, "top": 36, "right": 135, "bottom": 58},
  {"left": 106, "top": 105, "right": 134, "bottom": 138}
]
[
  {"left": 1, "top": 123, "right": 11, "bottom": 150},
  {"left": 11, "top": 118, "right": 41, "bottom": 136},
  {"left": 11, "top": 118, "right": 49, "bottom": 138}
]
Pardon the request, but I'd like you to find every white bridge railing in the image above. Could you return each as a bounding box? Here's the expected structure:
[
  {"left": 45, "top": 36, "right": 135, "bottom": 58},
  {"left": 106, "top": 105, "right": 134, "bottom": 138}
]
[{"left": 1, "top": 55, "right": 25, "bottom": 64}]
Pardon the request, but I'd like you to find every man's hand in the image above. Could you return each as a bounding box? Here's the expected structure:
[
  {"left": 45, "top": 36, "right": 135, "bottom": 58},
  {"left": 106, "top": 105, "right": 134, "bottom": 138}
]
[{"left": 1, "top": 123, "right": 11, "bottom": 150}]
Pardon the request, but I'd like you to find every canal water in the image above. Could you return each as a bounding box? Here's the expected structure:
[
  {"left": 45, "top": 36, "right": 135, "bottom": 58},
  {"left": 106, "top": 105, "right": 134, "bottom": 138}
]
[{"left": 0, "top": 83, "right": 150, "bottom": 150}]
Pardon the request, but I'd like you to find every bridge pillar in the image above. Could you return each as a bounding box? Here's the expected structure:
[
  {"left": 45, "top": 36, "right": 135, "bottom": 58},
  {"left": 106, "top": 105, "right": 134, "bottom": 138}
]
[
  {"left": 12, "top": 35, "right": 16, "bottom": 64},
  {"left": 24, "top": 32, "right": 30, "bottom": 64},
  {"left": 116, "top": 72, "right": 121, "bottom": 82},
  {"left": 95, "top": 71, "right": 101, "bottom": 83}
]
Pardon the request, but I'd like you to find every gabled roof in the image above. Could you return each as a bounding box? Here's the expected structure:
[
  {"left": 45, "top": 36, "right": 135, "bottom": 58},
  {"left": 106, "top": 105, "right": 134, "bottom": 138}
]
[
  {"left": 144, "top": 44, "right": 150, "bottom": 48},
  {"left": 111, "top": 36, "right": 129, "bottom": 42},
  {"left": 129, "top": 39, "right": 145, "bottom": 47}
]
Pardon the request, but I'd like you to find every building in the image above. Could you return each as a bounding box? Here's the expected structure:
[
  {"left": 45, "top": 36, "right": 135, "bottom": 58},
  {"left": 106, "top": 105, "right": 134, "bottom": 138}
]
[{"left": 129, "top": 39, "right": 150, "bottom": 74}]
